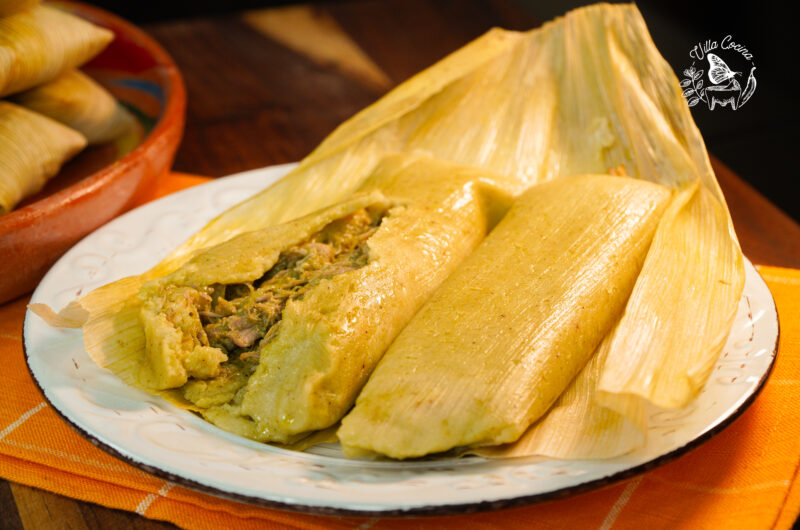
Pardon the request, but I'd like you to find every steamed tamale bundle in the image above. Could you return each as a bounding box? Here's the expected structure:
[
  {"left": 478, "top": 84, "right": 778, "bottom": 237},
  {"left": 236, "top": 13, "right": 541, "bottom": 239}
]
[
  {"left": 36, "top": 3, "right": 745, "bottom": 460},
  {"left": 10, "top": 69, "right": 135, "bottom": 144},
  {"left": 338, "top": 175, "right": 671, "bottom": 458},
  {"left": 0, "top": 5, "right": 113, "bottom": 97},
  {"left": 0, "top": 101, "right": 86, "bottom": 213}
]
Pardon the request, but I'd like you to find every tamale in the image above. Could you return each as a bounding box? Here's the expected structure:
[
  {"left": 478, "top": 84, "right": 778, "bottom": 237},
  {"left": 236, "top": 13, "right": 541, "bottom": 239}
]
[
  {"left": 0, "top": 5, "right": 113, "bottom": 97},
  {"left": 11, "top": 69, "right": 135, "bottom": 144},
  {"left": 0, "top": 101, "right": 86, "bottom": 214},
  {"left": 48, "top": 154, "right": 514, "bottom": 443},
  {"left": 338, "top": 175, "right": 671, "bottom": 459},
  {"left": 0, "top": 0, "right": 38, "bottom": 17}
]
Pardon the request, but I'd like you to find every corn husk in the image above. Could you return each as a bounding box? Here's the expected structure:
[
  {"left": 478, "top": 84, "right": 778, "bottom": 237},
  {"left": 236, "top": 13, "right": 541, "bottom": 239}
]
[
  {"left": 597, "top": 180, "right": 744, "bottom": 410},
  {"left": 0, "top": 5, "right": 113, "bottom": 97},
  {"left": 130, "top": 27, "right": 530, "bottom": 275},
  {"left": 0, "top": 0, "right": 38, "bottom": 17},
  {"left": 11, "top": 69, "right": 135, "bottom": 144},
  {"left": 36, "top": 3, "right": 744, "bottom": 459},
  {"left": 0, "top": 101, "right": 86, "bottom": 214},
  {"left": 338, "top": 175, "right": 671, "bottom": 459}
]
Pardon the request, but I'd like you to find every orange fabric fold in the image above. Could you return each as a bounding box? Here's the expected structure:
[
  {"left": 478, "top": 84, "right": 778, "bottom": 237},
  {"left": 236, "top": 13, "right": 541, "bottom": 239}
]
[{"left": 2, "top": 172, "right": 800, "bottom": 529}]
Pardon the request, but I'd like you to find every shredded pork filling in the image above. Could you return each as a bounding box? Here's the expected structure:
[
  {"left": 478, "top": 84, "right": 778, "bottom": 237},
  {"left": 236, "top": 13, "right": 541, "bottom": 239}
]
[{"left": 176, "top": 208, "right": 386, "bottom": 407}]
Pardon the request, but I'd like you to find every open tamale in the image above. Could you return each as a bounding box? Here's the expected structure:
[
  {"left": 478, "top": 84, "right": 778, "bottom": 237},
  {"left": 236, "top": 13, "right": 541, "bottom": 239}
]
[
  {"left": 11, "top": 69, "right": 135, "bottom": 144},
  {"left": 0, "top": 101, "right": 86, "bottom": 214},
  {"left": 39, "top": 154, "right": 514, "bottom": 443},
  {"left": 338, "top": 175, "right": 671, "bottom": 459},
  {"left": 0, "top": 5, "right": 113, "bottom": 97},
  {"left": 0, "top": 0, "right": 38, "bottom": 17}
]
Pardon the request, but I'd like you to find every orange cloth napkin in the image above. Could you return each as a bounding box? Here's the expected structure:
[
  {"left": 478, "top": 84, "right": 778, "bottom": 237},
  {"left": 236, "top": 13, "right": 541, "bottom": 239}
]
[{"left": 2, "top": 172, "right": 800, "bottom": 529}]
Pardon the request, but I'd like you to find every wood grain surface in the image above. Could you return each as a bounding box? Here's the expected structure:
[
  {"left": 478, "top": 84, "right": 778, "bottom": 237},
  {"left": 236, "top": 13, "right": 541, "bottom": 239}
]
[{"left": 2, "top": 0, "right": 799, "bottom": 528}]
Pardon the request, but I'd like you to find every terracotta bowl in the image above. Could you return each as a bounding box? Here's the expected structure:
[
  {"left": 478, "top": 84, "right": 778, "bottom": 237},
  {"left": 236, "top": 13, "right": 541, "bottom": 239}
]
[{"left": 0, "top": 1, "right": 186, "bottom": 304}]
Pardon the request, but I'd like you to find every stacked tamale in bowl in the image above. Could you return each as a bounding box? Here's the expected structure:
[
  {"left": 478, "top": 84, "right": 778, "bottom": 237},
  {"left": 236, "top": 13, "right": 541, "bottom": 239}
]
[
  {"left": 0, "top": 0, "right": 184, "bottom": 305},
  {"left": 0, "top": 0, "right": 134, "bottom": 215}
]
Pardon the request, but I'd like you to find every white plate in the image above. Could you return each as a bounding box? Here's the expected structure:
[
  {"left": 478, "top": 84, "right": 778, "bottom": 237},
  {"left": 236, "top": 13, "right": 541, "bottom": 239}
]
[{"left": 23, "top": 164, "right": 779, "bottom": 516}]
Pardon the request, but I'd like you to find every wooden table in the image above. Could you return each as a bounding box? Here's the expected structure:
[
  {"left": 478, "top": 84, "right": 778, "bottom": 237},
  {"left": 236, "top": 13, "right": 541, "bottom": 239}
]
[{"left": 3, "top": 0, "right": 800, "bottom": 527}]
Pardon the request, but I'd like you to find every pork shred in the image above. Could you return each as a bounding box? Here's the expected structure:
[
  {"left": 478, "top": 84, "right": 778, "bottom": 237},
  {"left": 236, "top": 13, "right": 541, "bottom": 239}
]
[{"left": 200, "top": 207, "right": 384, "bottom": 356}]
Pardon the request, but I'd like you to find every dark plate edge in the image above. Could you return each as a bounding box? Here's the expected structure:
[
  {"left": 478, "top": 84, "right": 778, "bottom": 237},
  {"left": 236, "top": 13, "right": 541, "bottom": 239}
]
[{"left": 21, "top": 264, "right": 780, "bottom": 519}]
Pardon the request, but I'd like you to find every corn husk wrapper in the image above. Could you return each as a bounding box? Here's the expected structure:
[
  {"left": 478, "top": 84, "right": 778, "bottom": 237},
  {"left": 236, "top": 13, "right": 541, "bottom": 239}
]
[
  {"left": 11, "top": 69, "right": 135, "bottom": 144},
  {"left": 135, "top": 26, "right": 529, "bottom": 273},
  {"left": 0, "top": 5, "right": 113, "bottom": 97},
  {"left": 35, "top": 3, "right": 744, "bottom": 459},
  {"left": 0, "top": 0, "right": 38, "bottom": 17},
  {"left": 597, "top": 180, "right": 744, "bottom": 409},
  {"left": 0, "top": 101, "right": 86, "bottom": 214}
]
